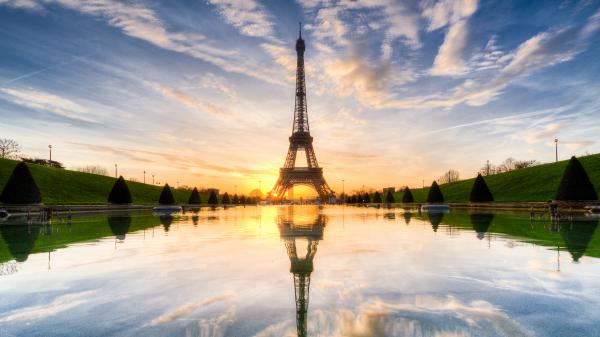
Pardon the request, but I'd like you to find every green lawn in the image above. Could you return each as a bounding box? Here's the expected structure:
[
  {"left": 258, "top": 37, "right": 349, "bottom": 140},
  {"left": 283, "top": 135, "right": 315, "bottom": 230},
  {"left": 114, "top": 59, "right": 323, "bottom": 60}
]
[
  {"left": 394, "top": 153, "right": 600, "bottom": 202},
  {"left": 0, "top": 158, "right": 209, "bottom": 205}
]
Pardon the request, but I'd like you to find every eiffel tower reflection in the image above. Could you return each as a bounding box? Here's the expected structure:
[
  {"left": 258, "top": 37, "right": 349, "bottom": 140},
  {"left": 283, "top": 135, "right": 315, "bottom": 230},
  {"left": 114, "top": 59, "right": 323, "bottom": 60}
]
[{"left": 277, "top": 206, "right": 327, "bottom": 337}]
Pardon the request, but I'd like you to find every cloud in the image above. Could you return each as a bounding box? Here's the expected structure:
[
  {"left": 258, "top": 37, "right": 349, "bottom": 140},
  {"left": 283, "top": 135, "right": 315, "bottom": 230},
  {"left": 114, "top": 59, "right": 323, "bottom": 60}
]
[
  {"left": 1, "top": 0, "right": 283, "bottom": 85},
  {"left": 148, "top": 293, "right": 234, "bottom": 326},
  {"left": 424, "top": 0, "right": 478, "bottom": 76},
  {"left": 0, "top": 0, "right": 41, "bottom": 10},
  {"left": 207, "top": 0, "right": 275, "bottom": 39},
  {"left": 561, "top": 141, "right": 594, "bottom": 151},
  {"left": 0, "top": 87, "right": 96, "bottom": 122},
  {"left": 515, "top": 123, "right": 560, "bottom": 144},
  {"left": 422, "top": 0, "right": 478, "bottom": 31},
  {"left": 430, "top": 19, "right": 470, "bottom": 76},
  {"left": 148, "top": 82, "right": 230, "bottom": 116},
  {"left": 0, "top": 291, "right": 95, "bottom": 322}
]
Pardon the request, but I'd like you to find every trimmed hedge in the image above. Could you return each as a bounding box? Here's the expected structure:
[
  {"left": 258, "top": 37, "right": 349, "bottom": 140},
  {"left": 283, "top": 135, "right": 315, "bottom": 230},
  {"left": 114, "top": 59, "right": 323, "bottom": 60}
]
[
  {"left": 158, "top": 184, "right": 175, "bottom": 205},
  {"left": 556, "top": 156, "right": 598, "bottom": 201},
  {"left": 107, "top": 176, "right": 132, "bottom": 204},
  {"left": 426, "top": 181, "right": 444, "bottom": 203},
  {"left": 469, "top": 174, "right": 494, "bottom": 202},
  {"left": 0, "top": 162, "right": 41, "bottom": 204}
]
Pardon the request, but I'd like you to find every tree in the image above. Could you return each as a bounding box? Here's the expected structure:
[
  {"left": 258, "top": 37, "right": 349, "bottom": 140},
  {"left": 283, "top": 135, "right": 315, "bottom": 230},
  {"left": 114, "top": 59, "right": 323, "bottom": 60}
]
[
  {"left": 373, "top": 191, "right": 382, "bottom": 203},
  {"left": 107, "top": 176, "right": 132, "bottom": 204},
  {"left": 76, "top": 165, "right": 108, "bottom": 175},
  {"left": 363, "top": 193, "right": 371, "bottom": 203},
  {"left": 222, "top": 192, "right": 231, "bottom": 205},
  {"left": 555, "top": 156, "right": 598, "bottom": 201},
  {"left": 240, "top": 195, "right": 247, "bottom": 204},
  {"left": 232, "top": 194, "right": 239, "bottom": 204},
  {"left": 438, "top": 169, "right": 460, "bottom": 184},
  {"left": 402, "top": 187, "right": 414, "bottom": 203},
  {"left": 208, "top": 189, "right": 219, "bottom": 205},
  {"left": 158, "top": 184, "right": 175, "bottom": 205},
  {"left": 469, "top": 174, "right": 494, "bottom": 202},
  {"left": 0, "top": 138, "right": 20, "bottom": 159},
  {"left": 188, "top": 187, "right": 201, "bottom": 205},
  {"left": 0, "top": 162, "right": 41, "bottom": 204},
  {"left": 385, "top": 190, "right": 395, "bottom": 204},
  {"left": 426, "top": 181, "right": 444, "bottom": 203}
]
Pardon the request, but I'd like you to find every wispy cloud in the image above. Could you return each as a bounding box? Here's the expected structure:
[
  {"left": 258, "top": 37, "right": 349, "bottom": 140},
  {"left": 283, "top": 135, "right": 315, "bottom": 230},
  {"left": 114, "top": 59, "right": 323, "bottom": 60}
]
[
  {"left": 148, "top": 82, "right": 230, "bottom": 116},
  {"left": 425, "top": 0, "right": 478, "bottom": 76},
  {"left": 0, "top": 87, "right": 96, "bottom": 122},
  {"left": 208, "top": 0, "right": 275, "bottom": 39}
]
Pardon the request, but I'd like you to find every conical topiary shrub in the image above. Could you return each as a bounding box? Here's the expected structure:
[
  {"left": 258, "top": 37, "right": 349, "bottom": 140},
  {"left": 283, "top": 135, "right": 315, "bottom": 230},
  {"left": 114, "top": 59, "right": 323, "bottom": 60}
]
[
  {"left": 385, "top": 190, "right": 395, "bottom": 203},
  {"left": 232, "top": 194, "right": 239, "bottom": 204},
  {"left": 222, "top": 192, "right": 231, "bottom": 205},
  {"left": 208, "top": 190, "right": 218, "bottom": 205},
  {"left": 402, "top": 187, "right": 414, "bottom": 203},
  {"left": 158, "top": 184, "right": 175, "bottom": 205},
  {"left": 426, "top": 181, "right": 444, "bottom": 203},
  {"left": 188, "top": 187, "right": 201, "bottom": 205},
  {"left": 363, "top": 193, "right": 371, "bottom": 203},
  {"left": 0, "top": 162, "right": 41, "bottom": 204},
  {"left": 107, "top": 176, "right": 132, "bottom": 204},
  {"left": 373, "top": 191, "right": 382, "bottom": 203},
  {"left": 556, "top": 156, "right": 598, "bottom": 201},
  {"left": 469, "top": 174, "right": 494, "bottom": 202}
]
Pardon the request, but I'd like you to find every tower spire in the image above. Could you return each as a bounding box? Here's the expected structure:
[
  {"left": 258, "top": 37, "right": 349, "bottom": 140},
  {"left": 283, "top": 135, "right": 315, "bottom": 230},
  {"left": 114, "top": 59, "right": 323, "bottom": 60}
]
[{"left": 299, "top": 21, "right": 302, "bottom": 38}]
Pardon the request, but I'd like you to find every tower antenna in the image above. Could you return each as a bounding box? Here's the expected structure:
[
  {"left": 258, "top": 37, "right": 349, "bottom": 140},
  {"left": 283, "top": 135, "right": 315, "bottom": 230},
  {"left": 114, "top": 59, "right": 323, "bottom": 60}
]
[{"left": 299, "top": 22, "right": 302, "bottom": 38}]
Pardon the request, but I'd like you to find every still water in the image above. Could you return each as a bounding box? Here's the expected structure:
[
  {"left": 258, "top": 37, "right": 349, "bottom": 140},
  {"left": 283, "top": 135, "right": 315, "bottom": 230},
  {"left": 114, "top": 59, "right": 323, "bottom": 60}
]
[{"left": 1, "top": 205, "right": 600, "bottom": 337}]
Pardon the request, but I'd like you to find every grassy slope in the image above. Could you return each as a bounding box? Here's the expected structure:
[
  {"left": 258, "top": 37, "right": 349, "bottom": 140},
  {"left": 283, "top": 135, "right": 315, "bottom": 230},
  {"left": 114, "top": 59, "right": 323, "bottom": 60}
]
[
  {"left": 0, "top": 158, "right": 208, "bottom": 205},
  {"left": 394, "top": 153, "right": 600, "bottom": 202}
]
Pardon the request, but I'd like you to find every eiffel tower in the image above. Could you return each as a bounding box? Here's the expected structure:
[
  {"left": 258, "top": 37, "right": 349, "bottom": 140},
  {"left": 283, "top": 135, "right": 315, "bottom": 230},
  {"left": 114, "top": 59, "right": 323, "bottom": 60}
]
[
  {"left": 270, "top": 25, "right": 335, "bottom": 202},
  {"left": 278, "top": 206, "right": 327, "bottom": 337}
]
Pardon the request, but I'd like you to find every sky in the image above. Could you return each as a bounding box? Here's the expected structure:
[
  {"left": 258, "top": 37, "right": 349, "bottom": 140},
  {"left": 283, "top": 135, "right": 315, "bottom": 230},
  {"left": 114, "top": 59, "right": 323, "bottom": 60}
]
[{"left": 1, "top": 0, "right": 600, "bottom": 196}]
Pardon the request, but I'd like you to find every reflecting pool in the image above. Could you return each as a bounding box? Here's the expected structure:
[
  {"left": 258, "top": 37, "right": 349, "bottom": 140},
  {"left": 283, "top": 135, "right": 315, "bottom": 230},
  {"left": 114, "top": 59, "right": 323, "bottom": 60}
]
[{"left": 1, "top": 206, "right": 600, "bottom": 336}]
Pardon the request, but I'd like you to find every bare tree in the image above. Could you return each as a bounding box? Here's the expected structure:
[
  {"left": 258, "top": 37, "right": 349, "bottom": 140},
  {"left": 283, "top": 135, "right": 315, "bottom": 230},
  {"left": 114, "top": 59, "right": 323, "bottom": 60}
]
[
  {"left": 0, "top": 138, "right": 21, "bottom": 159},
  {"left": 438, "top": 169, "right": 460, "bottom": 184},
  {"left": 480, "top": 158, "right": 539, "bottom": 176},
  {"left": 76, "top": 165, "right": 108, "bottom": 175}
]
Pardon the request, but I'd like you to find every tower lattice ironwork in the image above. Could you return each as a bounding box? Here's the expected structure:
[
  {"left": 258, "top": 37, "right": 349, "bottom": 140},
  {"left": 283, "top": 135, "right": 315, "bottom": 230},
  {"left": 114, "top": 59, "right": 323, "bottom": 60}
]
[
  {"left": 277, "top": 206, "right": 327, "bottom": 337},
  {"left": 270, "top": 25, "right": 335, "bottom": 202}
]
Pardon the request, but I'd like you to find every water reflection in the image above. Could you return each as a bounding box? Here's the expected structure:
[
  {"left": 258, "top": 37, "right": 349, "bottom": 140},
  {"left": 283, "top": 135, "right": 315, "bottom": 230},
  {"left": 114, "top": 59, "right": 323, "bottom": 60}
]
[
  {"left": 470, "top": 213, "right": 494, "bottom": 240},
  {"left": 428, "top": 211, "right": 444, "bottom": 232},
  {"left": 0, "top": 224, "right": 39, "bottom": 262},
  {"left": 560, "top": 219, "right": 598, "bottom": 262},
  {"left": 107, "top": 215, "right": 132, "bottom": 241},
  {"left": 277, "top": 206, "right": 327, "bottom": 337},
  {"left": 159, "top": 215, "right": 173, "bottom": 233}
]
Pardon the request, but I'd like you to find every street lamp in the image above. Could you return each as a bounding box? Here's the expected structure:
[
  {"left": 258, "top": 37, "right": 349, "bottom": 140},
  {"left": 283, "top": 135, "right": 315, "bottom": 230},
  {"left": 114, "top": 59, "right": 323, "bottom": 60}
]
[
  {"left": 555, "top": 138, "right": 558, "bottom": 162},
  {"left": 342, "top": 179, "right": 345, "bottom": 203},
  {"left": 114, "top": 164, "right": 118, "bottom": 178},
  {"left": 152, "top": 174, "right": 155, "bottom": 185},
  {"left": 143, "top": 170, "right": 146, "bottom": 184},
  {"left": 48, "top": 144, "right": 52, "bottom": 162}
]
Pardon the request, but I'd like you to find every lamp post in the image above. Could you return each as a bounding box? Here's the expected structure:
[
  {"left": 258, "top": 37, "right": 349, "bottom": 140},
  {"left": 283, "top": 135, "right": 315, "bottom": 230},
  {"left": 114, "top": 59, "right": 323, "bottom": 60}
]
[
  {"left": 143, "top": 170, "right": 146, "bottom": 184},
  {"left": 48, "top": 144, "right": 52, "bottom": 162},
  {"left": 152, "top": 174, "right": 155, "bottom": 185},
  {"left": 114, "top": 164, "right": 117, "bottom": 178},
  {"left": 258, "top": 180, "right": 262, "bottom": 199},
  {"left": 342, "top": 179, "right": 345, "bottom": 203},
  {"left": 555, "top": 138, "right": 558, "bottom": 162}
]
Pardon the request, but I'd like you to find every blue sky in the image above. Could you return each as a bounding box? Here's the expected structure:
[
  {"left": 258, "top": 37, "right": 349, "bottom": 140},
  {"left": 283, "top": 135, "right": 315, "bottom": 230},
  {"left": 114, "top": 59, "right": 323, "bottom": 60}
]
[{"left": 1, "top": 0, "right": 599, "bottom": 194}]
